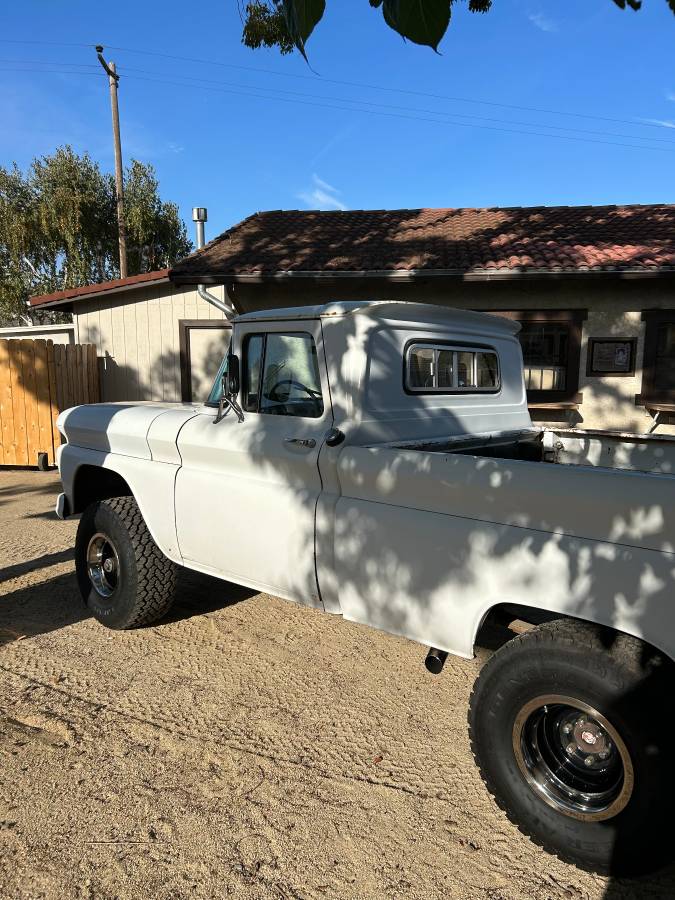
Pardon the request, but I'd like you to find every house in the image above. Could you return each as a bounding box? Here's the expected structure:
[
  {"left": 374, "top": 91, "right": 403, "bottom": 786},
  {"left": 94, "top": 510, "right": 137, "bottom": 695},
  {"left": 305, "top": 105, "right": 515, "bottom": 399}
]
[
  {"left": 29, "top": 269, "right": 231, "bottom": 405},
  {"left": 30, "top": 204, "right": 675, "bottom": 434}
]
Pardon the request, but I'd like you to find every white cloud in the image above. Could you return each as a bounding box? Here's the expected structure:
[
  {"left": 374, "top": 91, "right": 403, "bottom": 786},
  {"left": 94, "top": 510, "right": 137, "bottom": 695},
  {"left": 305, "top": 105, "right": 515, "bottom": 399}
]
[
  {"left": 667, "top": 92, "right": 675, "bottom": 102},
  {"left": 167, "top": 141, "right": 184, "bottom": 153},
  {"left": 298, "top": 174, "right": 348, "bottom": 211},
  {"left": 641, "top": 117, "right": 675, "bottom": 129},
  {"left": 528, "top": 12, "right": 558, "bottom": 32}
]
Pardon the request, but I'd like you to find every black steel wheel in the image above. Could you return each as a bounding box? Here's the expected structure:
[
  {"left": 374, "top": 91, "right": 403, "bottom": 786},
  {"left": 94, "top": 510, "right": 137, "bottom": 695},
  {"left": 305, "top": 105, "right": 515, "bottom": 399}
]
[{"left": 469, "top": 619, "right": 675, "bottom": 876}]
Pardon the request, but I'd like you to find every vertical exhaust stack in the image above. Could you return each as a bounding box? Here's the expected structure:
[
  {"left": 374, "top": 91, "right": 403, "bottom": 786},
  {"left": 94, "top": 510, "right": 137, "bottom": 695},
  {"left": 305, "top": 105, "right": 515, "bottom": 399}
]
[
  {"left": 192, "top": 207, "right": 207, "bottom": 249},
  {"left": 191, "top": 206, "right": 235, "bottom": 320}
]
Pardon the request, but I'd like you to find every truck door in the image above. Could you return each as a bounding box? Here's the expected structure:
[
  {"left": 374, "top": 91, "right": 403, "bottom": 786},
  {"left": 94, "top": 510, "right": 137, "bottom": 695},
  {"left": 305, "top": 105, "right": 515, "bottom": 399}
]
[{"left": 174, "top": 320, "right": 331, "bottom": 608}]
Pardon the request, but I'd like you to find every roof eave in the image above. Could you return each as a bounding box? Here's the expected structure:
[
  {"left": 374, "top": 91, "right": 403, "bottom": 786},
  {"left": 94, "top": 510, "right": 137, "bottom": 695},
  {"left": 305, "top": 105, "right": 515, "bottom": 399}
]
[
  {"left": 170, "top": 266, "right": 675, "bottom": 286},
  {"left": 30, "top": 276, "right": 171, "bottom": 309}
]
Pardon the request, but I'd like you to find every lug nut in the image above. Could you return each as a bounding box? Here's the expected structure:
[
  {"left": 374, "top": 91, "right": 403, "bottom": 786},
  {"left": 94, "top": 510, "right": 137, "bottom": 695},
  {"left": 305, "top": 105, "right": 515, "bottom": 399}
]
[
  {"left": 584, "top": 755, "right": 595, "bottom": 767},
  {"left": 562, "top": 723, "right": 572, "bottom": 735},
  {"left": 598, "top": 749, "right": 609, "bottom": 760},
  {"left": 566, "top": 743, "right": 577, "bottom": 754}
]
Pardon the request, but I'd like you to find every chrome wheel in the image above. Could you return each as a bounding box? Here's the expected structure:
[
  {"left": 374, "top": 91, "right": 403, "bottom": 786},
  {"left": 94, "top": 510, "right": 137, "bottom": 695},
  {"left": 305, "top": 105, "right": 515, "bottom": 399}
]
[
  {"left": 86, "top": 532, "right": 120, "bottom": 599},
  {"left": 512, "top": 694, "right": 634, "bottom": 822}
]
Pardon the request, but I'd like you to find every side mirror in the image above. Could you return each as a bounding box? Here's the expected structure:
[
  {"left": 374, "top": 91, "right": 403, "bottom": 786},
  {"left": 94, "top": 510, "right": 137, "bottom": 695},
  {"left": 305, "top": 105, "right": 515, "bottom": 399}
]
[{"left": 227, "top": 353, "right": 240, "bottom": 396}]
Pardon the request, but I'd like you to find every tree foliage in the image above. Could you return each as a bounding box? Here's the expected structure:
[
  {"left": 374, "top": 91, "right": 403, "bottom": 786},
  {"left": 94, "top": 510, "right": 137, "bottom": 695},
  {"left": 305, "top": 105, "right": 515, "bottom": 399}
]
[
  {"left": 241, "top": 0, "right": 675, "bottom": 58},
  {"left": 0, "top": 147, "right": 192, "bottom": 325}
]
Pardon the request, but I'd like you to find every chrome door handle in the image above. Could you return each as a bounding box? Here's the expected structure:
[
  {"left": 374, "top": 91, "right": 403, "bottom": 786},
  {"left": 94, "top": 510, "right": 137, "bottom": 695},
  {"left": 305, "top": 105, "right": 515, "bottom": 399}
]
[{"left": 285, "top": 437, "right": 316, "bottom": 448}]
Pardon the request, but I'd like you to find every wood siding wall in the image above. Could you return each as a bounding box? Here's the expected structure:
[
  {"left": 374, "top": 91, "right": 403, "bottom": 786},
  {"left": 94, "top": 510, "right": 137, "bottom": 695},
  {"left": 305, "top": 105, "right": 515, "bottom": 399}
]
[
  {"left": 0, "top": 340, "right": 99, "bottom": 467},
  {"left": 74, "top": 283, "right": 228, "bottom": 403}
]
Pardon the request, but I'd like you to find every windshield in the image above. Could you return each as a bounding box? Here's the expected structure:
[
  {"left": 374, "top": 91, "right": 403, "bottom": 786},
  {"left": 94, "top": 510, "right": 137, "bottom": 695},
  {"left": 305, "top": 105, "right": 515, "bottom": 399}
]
[{"left": 206, "top": 351, "right": 229, "bottom": 406}]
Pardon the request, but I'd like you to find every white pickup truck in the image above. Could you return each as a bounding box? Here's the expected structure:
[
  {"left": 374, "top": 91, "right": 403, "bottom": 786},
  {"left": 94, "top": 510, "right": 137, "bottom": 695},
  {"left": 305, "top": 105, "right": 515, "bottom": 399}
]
[{"left": 56, "top": 301, "right": 675, "bottom": 877}]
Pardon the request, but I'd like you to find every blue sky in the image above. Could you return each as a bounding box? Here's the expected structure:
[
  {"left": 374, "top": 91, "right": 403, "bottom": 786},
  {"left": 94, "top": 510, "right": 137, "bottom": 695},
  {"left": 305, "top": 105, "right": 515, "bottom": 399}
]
[{"left": 1, "top": 1, "right": 675, "bottom": 242}]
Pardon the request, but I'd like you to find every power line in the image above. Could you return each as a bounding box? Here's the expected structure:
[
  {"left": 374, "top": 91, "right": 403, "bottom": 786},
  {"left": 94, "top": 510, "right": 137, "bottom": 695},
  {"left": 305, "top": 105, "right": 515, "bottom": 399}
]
[
  {"left": 0, "top": 58, "right": 100, "bottom": 68},
  {"left": 3, "top": 53, "right": 672, "bottom": 146},
  {"left": 0, "top": 67, "right": 101, "bottom": 76},
  {"left": 101, "top": 43, "right": 675, "bottom": 134},
  {"left": 0, "top": 39, "right": 92, "bottom": 48},
  {"left": 1, "top": 37, "right": 673, "bottom": 134},
  {"left": 2, "top": 61, "right": 671, "bottom": 152},
  {"left": 114, "top": 64, "right": 675, "bottom": 146},
  {"left": 118, "top": 71, "right": 675, "bottom": 153}
]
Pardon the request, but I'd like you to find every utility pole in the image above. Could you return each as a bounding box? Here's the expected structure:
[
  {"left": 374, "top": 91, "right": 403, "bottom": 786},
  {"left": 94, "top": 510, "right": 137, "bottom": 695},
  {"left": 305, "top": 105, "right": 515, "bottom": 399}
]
[{"left": 96, "top": 45, "right": 128, "bottom": 279}]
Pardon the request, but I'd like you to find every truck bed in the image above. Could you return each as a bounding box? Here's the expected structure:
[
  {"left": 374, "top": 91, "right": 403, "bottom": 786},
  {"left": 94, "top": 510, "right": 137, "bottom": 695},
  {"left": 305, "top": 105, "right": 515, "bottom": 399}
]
[{"left": 380, "top": 427, "right": 675, "bottom": 476}]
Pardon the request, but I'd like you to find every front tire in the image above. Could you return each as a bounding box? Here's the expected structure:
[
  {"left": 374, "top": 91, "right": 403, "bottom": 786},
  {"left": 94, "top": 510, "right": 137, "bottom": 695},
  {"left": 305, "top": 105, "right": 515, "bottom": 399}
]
[
  {"left": 469, "top": 619, "right": 675, "bottom": 876},
  {"left": 75, "top": 496, "right": 177, "bottom": 629}
]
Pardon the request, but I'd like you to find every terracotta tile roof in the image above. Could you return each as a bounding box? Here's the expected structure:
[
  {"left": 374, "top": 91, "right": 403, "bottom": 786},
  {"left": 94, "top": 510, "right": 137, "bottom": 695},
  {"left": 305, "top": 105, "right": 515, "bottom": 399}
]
[
  {"left": 170, "top": 205, "right": 675, "bottom": 281},
  {"left": 30, "top": 269, "right": 170, "bottom": 308}
]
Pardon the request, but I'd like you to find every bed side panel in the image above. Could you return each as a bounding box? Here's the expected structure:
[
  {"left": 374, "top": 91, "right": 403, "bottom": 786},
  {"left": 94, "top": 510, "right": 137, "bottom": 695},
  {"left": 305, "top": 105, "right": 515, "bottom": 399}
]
[{"left": 333, "top": 447, "right": 675, "bottom": 659}]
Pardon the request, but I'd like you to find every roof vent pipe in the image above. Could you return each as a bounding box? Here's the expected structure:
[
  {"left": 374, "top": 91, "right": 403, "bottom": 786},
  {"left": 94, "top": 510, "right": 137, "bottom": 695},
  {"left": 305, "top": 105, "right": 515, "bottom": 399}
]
[{"left": 191, "top": 206, "right": 235, "bottom": 320}]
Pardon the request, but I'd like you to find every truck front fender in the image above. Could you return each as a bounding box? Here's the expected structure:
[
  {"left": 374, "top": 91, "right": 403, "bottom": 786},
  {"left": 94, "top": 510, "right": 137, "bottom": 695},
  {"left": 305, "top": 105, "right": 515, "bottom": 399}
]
[{"left": 59, "top": 444, "right": 183, "bottom": 565}]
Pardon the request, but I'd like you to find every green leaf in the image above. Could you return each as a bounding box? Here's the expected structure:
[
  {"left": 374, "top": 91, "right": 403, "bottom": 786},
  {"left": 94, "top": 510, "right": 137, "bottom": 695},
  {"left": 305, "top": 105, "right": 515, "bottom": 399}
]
[
  {"left": 281, "top": 0, "right": 326, "bottom": 60},
  {"left": 381, "top": 0, "right": 451, "bottom": 51}
]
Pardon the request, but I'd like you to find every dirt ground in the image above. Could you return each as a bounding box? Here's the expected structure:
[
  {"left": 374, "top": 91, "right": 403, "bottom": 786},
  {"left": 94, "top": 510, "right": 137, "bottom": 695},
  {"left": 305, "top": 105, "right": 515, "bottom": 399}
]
[{"left": 0, "top": 469, "right": 672, "bottom": 900}]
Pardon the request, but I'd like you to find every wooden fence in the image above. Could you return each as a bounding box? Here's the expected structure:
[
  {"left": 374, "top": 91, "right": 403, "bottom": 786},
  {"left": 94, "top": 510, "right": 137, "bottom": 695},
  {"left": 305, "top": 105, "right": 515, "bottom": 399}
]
[{"left": 0, "top": 339, "right": 99, "bottom": 467}]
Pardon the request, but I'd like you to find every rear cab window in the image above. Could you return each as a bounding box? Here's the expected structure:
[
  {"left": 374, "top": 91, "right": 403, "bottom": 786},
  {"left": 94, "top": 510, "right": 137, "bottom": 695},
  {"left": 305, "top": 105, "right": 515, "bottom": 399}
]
[
  {"left": 406, "top": 343, "right": 500, "bottom": 393},
  {"left": 242, "top": 332, "right": 324, "bottom": 418}
]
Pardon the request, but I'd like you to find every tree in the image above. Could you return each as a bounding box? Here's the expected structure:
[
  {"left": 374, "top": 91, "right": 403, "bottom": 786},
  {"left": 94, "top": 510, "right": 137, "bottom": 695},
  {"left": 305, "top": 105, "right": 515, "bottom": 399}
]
[
  {"left": 241, "top": 0, "right": 675, "bottom": 59},
  {"left": 0, "top": 147, "right": 192, "bottom": 325}
]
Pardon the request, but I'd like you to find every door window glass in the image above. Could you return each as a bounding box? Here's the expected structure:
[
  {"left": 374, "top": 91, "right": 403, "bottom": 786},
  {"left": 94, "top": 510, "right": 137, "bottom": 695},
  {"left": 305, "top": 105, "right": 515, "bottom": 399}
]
[{"left": 242, "top": 332, "right": 324, "bottom": 417}]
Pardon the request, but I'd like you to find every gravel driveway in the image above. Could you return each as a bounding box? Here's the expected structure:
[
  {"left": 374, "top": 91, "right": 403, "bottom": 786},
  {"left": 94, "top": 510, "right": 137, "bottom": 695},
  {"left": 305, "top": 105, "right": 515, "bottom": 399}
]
[{"left": 0, "top": 469, "right": 671, "bottom": 899}]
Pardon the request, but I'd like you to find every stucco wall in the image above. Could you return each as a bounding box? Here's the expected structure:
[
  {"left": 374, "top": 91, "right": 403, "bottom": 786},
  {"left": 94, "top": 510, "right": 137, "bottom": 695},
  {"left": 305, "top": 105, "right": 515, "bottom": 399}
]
[
  {"left": 74, "top": 283, "right": 228, "bottom": 402},
  {"left": 229, "top": 277, "right": 675, "bottom": 435}
]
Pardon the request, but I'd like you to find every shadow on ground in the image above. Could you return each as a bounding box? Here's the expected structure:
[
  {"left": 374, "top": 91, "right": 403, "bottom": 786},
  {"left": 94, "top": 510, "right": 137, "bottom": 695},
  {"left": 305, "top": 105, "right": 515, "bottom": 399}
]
[
  {"left": 0, "top": 571, "right": 86, "bottom": 643},
  {"left": 0, "top": 558, "right": 256, "bottom": 644},
  {"left": 159, "top": 568, "right": 257, "bottom": 625}
]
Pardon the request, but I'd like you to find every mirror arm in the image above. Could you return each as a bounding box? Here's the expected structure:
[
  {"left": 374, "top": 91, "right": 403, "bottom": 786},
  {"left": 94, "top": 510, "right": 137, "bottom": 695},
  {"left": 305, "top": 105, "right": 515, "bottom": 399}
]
[{"left": 213, "top": 374, "right": 245, "bottom": 425}]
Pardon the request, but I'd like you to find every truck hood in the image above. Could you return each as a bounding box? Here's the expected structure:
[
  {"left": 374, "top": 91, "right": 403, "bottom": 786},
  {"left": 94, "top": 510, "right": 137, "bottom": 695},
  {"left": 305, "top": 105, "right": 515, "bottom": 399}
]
[{"left": 57, "top": 402, "right": 201, "bottom": 462}]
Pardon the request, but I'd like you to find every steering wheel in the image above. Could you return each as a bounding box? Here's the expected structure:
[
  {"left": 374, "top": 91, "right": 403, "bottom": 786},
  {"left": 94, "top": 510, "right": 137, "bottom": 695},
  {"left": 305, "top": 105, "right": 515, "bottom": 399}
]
[{"left": 264, "top": 379, "right": 322, "bottom": 403}]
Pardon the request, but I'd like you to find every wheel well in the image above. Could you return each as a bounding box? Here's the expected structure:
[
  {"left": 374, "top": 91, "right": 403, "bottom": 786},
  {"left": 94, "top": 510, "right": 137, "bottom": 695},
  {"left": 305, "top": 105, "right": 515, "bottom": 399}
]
[
  {"left": 73, "top": 465, "right": 132, "bottom": 513},
  {"left": 474, "top": 603, "right": 667, "bottom": 663},
  {"left": 475, "top": 603, "right": 575, "bottom": 653}
]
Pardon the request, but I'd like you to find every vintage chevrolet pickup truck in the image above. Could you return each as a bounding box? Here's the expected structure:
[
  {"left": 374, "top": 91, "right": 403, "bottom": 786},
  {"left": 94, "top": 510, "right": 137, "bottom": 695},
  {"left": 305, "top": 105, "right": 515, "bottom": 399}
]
[{"left": 55, "top": 301, "right": 675, "bottom": 876}]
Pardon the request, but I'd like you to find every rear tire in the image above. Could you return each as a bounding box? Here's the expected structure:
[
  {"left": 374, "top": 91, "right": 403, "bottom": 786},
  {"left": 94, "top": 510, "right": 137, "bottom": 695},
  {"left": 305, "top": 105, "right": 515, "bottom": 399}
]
[
  {"left": 468, "top": 619, "right": 675, "bottom": 876},
  {"left": 75, "top": 496, "right": 177, "bottom": 629}
]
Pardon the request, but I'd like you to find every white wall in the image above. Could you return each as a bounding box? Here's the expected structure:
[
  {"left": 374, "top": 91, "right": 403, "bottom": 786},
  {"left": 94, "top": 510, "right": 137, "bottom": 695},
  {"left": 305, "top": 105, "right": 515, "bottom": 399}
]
[
  {"left": 74, "top": 283, "right": 228, "bottom": 402},
  {"left": 0, "top": 323, "right": 75, "bottom": 344}
]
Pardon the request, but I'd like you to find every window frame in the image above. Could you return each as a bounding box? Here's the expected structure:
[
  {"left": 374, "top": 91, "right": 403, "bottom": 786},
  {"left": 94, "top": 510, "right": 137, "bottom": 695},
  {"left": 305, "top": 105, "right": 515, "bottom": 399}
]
[
  {"left": 241, "top": 330, "right": 325, "bottom": 419},
  {"left": 490, "top": 309, "right": 587, "bottom": 407},
  {"left": 179, "top": 319, "right": 232, "bottom": 403},
  {"left": 403, "top": 339, "right": 501, "bottom": 395},
  {"left": 637, "top": 309, "right": 675, "bottom": 410}
]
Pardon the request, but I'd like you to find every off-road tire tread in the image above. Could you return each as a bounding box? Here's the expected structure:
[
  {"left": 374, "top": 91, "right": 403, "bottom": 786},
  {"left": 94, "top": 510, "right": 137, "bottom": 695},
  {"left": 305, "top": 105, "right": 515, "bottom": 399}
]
[
  {"left": 467, "top": 619, "right": 659, "bottom": 874},
  {"left": 102, "top": 496, "right": 177, "bottom": 628}
]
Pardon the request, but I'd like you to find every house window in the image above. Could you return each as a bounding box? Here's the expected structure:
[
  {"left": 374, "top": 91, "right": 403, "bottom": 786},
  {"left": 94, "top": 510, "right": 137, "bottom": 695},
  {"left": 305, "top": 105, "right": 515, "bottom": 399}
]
[
  {"left": 638, "top": 310, "right": 675, "bottom": 409},
  {"left": 406, "top": 343, "right": 500, "bottom": 393},
  {"left": 490, "top": 310, "right": 587, "bottom": 406}
]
